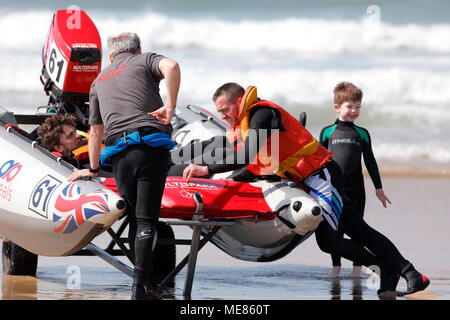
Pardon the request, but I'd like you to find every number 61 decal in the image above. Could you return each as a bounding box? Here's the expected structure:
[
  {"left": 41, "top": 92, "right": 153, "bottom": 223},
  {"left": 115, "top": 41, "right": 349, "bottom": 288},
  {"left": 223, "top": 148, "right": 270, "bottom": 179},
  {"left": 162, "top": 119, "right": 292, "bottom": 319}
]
[
  {"left": 28, "top": 175, "right": 61, "bottom": 218},
  {"left": 46, "top": 41, "right": 68, "bottom": 89}
]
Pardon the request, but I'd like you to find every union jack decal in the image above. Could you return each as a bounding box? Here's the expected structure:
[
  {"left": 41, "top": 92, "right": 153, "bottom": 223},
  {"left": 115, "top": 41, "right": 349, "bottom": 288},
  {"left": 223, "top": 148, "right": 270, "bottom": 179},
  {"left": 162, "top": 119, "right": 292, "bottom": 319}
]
[{"left": 53, "top": 183, "right": 109, "bottom": 234}]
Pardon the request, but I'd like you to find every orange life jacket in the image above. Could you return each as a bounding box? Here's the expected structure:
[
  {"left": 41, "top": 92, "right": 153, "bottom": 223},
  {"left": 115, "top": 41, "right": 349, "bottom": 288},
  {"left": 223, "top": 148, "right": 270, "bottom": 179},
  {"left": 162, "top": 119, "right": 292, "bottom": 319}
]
[
  {"left": 226, "top": 86, "right": 332, "bottom": 181},
  {"left": 72, "top": 135, "right": 105, "bottom": 162},
  {"left": 72, "top": 143, "right": 89, "bottom": 161}
]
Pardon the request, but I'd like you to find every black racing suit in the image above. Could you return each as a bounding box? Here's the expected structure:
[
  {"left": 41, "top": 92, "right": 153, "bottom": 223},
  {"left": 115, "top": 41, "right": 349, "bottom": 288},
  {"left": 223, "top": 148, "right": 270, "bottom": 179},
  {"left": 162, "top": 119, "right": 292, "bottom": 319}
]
[
  {"left": 105, "top": 127, "right": 169, "bottom": 286},
  {"left": 171, "top": 106, "right": 412, "bottom": 280},
  {"left": 168, "top": 107, "right": 281, "bottom": 177},
  {"left": 320, "top": 119, "right": 383, "bottom": 267}
]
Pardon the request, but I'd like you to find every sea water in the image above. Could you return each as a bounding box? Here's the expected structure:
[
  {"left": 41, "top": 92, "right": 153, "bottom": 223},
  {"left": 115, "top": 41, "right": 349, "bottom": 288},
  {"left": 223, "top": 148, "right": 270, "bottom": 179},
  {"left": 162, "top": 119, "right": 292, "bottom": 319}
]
[
  {"left": 1, "top": 1, "right": 450, "bottom": 301},
  {"left": 0, "top": 0, "right": 449, "bottom": 166}
]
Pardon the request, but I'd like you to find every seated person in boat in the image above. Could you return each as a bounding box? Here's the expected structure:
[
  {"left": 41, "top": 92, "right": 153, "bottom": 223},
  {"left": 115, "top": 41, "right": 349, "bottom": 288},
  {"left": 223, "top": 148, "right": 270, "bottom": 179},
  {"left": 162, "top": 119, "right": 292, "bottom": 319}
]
[{"left": 37, "top": 113, "right": 87, "bottom": 168}]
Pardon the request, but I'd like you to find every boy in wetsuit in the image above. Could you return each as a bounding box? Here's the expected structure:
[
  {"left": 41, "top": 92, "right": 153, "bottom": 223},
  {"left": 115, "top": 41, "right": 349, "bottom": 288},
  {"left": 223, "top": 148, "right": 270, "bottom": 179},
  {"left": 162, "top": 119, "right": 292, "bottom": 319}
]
[{"left": 320, "top": 82, "right": 391, "bottom": 278}]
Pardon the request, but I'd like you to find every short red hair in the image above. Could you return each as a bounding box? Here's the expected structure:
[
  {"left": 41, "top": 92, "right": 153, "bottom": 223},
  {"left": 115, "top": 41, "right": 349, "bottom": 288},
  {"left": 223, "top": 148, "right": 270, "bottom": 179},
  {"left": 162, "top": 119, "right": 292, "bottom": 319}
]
[{"left": 333, "top": 82, "right": 363, "bottom": 105}]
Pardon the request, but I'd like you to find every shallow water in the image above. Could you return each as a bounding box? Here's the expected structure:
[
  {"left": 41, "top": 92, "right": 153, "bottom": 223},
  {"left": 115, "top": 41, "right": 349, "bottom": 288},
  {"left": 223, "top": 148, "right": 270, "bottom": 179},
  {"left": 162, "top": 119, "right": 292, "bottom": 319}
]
[
  {"left": 1, "top": 264, "right": 447, "bottom": 300},
  {"left": 1, "top": 177, "right": 449, "bottom": 300}
]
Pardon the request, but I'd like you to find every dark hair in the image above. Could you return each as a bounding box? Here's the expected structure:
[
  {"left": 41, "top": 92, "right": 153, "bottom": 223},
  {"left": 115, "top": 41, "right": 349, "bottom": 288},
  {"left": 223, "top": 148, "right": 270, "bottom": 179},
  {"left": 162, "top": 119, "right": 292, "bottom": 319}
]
[
  {"left": 333, "top": 81, "right": 363, "bottom": 105},
  {"left": 212, "top": 82, "right": 245, "bottom": 102},
  {"left": 37, "top": 114, "right": 77, "bottom": 152}
]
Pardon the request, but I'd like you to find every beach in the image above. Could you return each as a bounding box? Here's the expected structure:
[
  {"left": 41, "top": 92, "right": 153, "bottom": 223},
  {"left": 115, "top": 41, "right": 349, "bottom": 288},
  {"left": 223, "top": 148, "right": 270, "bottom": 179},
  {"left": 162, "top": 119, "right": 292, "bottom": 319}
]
[
  {"left": 1, "top": 0, "right": 449, "bottom": 303},
  {"left": 1, "top": 175, "right": 449, "bottom": 300}
]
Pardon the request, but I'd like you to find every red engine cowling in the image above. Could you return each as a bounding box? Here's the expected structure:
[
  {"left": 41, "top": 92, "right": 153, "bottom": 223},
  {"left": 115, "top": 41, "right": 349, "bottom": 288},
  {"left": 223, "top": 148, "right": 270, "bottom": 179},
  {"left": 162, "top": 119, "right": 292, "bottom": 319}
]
[{"left": 41, "top": 9, "right": 102, "bottom": 102}]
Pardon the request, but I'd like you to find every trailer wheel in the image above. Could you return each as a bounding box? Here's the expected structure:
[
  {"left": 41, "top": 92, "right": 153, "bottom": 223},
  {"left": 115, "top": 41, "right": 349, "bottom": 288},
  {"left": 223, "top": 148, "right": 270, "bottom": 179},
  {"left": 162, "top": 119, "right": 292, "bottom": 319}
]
[
  {"left": 153, "top": 222, "right": 176, "bottom": 288},
  {"left": 2, "top": 241, "right": 38, "bottom": 276}
]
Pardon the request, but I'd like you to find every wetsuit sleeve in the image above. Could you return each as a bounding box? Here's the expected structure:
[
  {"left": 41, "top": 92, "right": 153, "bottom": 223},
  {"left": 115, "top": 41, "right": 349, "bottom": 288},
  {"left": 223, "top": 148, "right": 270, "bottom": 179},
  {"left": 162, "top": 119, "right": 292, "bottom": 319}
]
[
  {"left": 361, "top": 128, "right": 383, "bottom": 189},
  {"left": 146, "top": 53, "right": 166, "bottom": 81},
  {"left": 206, "top": 107, "right": 281, "bottom": 174},
  {"left": 89, "top": 82, "right": 103, "bottom": 125}
]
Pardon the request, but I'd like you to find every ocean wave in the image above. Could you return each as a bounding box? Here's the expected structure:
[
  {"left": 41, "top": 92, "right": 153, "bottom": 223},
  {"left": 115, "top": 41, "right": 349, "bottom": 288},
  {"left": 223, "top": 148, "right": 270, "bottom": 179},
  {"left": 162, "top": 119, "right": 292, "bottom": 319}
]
[
  {"left": 2, "top": 52, "right": 450, "bottom": 127},
  {"left": 175, "top": 66, "right": 450, "bottom": 123},
  {"left": 374, "top": 143, "right": 450, "bottom": 162},
  {"left": 1, "top": 10, "right": 450, "bottom": 54}
]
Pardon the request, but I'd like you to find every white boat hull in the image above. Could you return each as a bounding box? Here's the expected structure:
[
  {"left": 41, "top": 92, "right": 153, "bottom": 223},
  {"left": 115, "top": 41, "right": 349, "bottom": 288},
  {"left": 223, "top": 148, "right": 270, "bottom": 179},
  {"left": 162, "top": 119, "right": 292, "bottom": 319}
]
[{"left": 0, "top": 124, "right": 125, "bottom": 256}]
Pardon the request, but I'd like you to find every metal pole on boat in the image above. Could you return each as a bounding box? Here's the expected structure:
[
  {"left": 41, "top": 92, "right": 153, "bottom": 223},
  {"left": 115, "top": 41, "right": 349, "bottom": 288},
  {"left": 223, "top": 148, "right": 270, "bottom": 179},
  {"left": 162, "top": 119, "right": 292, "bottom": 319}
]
[
  {"left": 85, "top": 243, "right": 133, "bottom": 277},
  {"left": 183, "top": 192, "right": 204, "bottom": 298}
]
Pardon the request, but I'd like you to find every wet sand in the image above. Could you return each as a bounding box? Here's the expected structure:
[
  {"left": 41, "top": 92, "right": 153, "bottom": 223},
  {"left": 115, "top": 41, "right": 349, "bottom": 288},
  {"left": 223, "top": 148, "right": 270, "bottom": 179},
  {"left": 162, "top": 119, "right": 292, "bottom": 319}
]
[{"left": 1, "top": 176, "right": 450, "bottom": 300}]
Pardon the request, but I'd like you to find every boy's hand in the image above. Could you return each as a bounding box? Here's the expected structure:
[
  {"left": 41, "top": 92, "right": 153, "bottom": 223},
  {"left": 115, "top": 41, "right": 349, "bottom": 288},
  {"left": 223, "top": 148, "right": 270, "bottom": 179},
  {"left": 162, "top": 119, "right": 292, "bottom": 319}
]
[{"left": 376, "top": 188, "right": 391, "bottom": 208}]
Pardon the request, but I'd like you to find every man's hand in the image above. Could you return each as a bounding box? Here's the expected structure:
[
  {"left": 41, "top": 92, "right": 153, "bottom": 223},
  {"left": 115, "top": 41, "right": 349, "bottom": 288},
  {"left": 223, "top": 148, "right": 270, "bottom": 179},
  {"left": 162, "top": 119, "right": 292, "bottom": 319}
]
[
  {"left": 183, "top": 164, "right": 209, "bottom": 181},
  {"left": 376, "top": 188, "right": 392, "bottom": 208},
  {"left": 67, "top": 169, "right": 99, "bottom": 182},
  {"left": 148, "top": 106, "right": 174, "bottom": 125}
]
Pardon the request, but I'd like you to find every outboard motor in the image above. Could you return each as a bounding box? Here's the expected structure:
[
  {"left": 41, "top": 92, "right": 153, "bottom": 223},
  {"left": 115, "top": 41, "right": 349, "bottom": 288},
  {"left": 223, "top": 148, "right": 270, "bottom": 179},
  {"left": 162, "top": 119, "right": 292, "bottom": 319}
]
[{"left": 40, "top": 9, "right": 102, "bottom": 127}]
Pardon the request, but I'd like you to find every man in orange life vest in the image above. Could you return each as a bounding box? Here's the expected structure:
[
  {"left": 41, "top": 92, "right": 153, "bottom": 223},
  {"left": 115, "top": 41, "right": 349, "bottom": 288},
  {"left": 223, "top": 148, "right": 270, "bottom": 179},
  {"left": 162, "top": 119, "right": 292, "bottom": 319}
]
[{"left": 182, "top": 82, "right": 429, "bottom": 296}]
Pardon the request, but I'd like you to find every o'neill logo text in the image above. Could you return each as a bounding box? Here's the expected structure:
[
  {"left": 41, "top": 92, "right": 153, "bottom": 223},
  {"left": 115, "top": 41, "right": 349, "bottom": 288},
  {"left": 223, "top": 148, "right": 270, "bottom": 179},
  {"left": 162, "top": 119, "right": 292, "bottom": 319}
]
[{"left": 0, "top": 160, "right": 22, "bottom": 202}]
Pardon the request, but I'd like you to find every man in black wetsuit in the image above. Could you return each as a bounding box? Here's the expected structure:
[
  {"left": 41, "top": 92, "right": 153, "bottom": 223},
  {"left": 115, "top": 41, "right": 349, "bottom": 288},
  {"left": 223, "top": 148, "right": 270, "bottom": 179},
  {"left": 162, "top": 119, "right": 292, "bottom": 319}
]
[
  {"left": 68, "top": 32, "right": 180, "bottom": 300},
  {"left": 320, "top": 82, "right": 391, "bottom": 278},
  {"left": 182, "top": 82, "right": 429, "bottom": 296}
]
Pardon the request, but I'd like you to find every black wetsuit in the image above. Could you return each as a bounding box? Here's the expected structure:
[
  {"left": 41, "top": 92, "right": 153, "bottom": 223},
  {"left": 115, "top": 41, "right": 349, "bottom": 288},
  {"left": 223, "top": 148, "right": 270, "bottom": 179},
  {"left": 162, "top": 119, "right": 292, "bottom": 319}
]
[
  {"left": 171, "top": 105, "right": 413, "bottom": 282},
  {"left": 320, "top": 119, "right": 383, "bottom": 267},
  {"left": 168, "top": 106, "right": 282, "bottom": 177},
  {"left": 320, "top": 119, "right": 382, "bottom": 216},
  {"left": 89, "top": 52, "right": 171, "bottom": 295}
]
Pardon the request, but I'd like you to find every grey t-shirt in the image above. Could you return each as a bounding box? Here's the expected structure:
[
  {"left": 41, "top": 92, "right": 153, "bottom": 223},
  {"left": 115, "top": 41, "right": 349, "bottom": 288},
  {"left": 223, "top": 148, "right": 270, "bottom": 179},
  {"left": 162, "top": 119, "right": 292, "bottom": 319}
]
[{"left": 89, "top": 51, "right": 173, "bottom": 140}]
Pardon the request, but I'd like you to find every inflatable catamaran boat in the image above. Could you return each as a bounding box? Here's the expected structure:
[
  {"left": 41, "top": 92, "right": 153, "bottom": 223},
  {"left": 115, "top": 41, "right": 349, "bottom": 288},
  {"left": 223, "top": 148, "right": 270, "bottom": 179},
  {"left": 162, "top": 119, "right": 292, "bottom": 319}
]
[{"left": 0, "top": 9, "right": 323, "bottom": 298}]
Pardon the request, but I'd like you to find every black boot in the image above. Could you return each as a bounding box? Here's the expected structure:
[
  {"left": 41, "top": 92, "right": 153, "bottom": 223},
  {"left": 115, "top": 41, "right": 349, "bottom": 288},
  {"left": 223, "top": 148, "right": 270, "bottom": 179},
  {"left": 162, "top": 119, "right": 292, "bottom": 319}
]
[
  {"left": 377, "top": 271, "right": 400, "bottom": 295},
  {"left": 146, "top": 286, "right": 162, "bottom": 300},
  {"left": 400, "top": 263, "right": 430, "bottom": 296},
  {"left": 131, "top": 283, "right": 149, "bottom": 300},
  {"left": 147, "top": 276, "right": 164, "bottom": 295},
  {"left": 377, "top": 262, "right": 400, "bottom": 296},
  {"left": 131, "top": 283, "right": 161, "bottom": 300},
  {"left": 132, "top": 226, "right": 161, "bottom": 300}
]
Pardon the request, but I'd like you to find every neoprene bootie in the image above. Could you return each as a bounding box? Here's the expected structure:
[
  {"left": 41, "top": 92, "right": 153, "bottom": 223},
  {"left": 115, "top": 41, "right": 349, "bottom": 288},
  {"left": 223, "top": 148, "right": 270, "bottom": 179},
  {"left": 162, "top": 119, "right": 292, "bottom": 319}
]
[
  {"left": 377, "top": 271, "right": 400, "bottom": 295},
  {"left": 131, "top": 283, "right": 149, "bottom": 300},
  {"left": 400, "top": 263, "right": 430, "bottom": 295},
  {"left": 131, "top": 283, "right": 161, "bottom": 300},
  {"left": 376, "top": 262, "right": 401, "bottom": 295}
]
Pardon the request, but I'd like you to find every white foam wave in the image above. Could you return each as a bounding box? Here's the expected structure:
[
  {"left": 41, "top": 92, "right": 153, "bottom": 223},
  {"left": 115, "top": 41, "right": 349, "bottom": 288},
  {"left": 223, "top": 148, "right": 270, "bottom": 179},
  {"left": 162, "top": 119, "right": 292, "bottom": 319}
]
[
  {"left": 1, "top": 10, "right": 450, "bottom": 54},
  {"left": 1, "top": 9, "right": 448, "bottom": 165},
  {"left": 175, "top": 66, "right": 450, "bottom": 125},
  {"left": 0, "top": 11, "right": 52, "bottom": 52},
  {"left": 374, "top": 143, "right": 450, "bottom": 162},
  {"left": 2, "top": 51, "right": 450, "bottom": 127}
]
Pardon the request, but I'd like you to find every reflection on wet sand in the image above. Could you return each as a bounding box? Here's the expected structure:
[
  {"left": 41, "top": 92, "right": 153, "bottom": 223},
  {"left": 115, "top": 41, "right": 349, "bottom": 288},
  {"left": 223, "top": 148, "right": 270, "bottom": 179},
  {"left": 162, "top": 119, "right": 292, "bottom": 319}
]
[
  {"left": 330, "top": 277, "right": 365, "bottom": 300},
  {"left": 2, "top": 275, "right": 38, "bottom": 300},
  {"left": 329, "top": 275, "right": 443, "bottom": 301},
  {"left": 1, "top": 274, "right": 129, "bottom": 300},
  {"left": 0, "top": 265, "right": 447, "bottom": 300}
]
